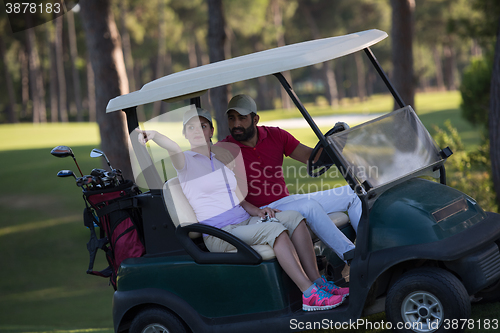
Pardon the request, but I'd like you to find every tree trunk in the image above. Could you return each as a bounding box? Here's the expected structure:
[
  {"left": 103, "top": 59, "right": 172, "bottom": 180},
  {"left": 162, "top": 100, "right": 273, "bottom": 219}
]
[
  {"left": 490, "top": 18, "right": 500, "bottom": 210},
  {"left": 354, "top": 51, "right": 366, "bottom": 102},
  {"left": 272, "top": 0, "right": 292, "bottom": 110},
  {"left": 80, "top": 0, "right": 133, "bottom": 179},
  {"left": 195, "top": 38, "right": 211, "bottom": 109},
  {"left": 443, "top": 44, "right": 457, "bottom": 91},
  {"left": 0, "top": 36, "right": 18, "bottom": 123},
  {"left": 86, "top": 54, "right": 96, "bottom": 122},
  {"left": 336, "top": 58, "right": 345, "bottom": 102},
  {"left": 67, "top": 10, "right": 83, "bottom": 121},
  {"left": 188, "top": 38, "right": 197, "bottom": 69},
  {"left": 152, "top": 0, "right": 168, "bottom": 118},
  {"left": 118, "top": 1, "right": 146, "bottom": 122},
  {"left": 55, "top": 16, "right": 68, "bottom": 122},
  {"left": 119, "top": 0, "right": 135, "bottom": 91},
  {"left": 19, "top": 48, "right": 29, "bottom": 119},
  {"left": 207, "top": 0, "right": 230, "bottom": 140},
  {"left": 251, "top": 38, "right": 272, "bottom": 111},
  {"left": 25, "top": 26, "right": 46, "bottom": 123},
  {"left": 433, "top": 46, "right": 445, "bottom": 91},
  {"left": 45, "top": 22, "right": 59, "bottom": 122},
  {"left": 301, "top": 1, "right": 338, "bottom": 107},
  {"left": 390, "top": 0, "right": 415, "bottom": 109}
]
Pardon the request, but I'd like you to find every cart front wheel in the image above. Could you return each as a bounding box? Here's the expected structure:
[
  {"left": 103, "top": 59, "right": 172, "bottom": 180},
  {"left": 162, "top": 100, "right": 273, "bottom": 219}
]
[{"left": 385, "top": 267, "right": 470, "bottom": 333}]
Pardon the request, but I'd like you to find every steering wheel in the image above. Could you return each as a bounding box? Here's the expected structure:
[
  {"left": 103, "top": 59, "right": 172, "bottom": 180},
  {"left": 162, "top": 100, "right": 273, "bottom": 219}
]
[{"left": 307, "top": 122, "right": 349, "bottom": 178}]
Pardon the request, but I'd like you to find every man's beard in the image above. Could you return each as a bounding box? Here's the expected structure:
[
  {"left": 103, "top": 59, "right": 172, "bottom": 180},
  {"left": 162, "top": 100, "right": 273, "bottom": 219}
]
[{"left": 231, "top": 123, "right": 256, "bottom": 142}]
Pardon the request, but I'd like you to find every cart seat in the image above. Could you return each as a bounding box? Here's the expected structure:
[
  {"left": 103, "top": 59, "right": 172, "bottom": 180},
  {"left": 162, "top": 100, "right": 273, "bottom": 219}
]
[
  {"left": 163, "top": 178, "right": 277, "bottom": 260},
  {"left": 163, "top": 177, "right": 350, "bottom": 261},
  {"left": 328, "top": 212, "right": 350, "bottom": 229}
]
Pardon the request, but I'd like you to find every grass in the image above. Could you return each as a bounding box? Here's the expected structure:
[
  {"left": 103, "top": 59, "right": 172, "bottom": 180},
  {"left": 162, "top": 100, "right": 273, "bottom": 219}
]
[
  {"left": 0, "top": 91, "right": 495, "bottom": 333},
  {"left": 0, "top": 145, "right": 115, "bottom": 332}
]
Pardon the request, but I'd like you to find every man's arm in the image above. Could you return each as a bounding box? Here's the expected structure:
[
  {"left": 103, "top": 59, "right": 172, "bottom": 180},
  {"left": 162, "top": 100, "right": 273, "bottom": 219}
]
[{"left": 289, "top": 143, "right": 313, "bottom": 164}]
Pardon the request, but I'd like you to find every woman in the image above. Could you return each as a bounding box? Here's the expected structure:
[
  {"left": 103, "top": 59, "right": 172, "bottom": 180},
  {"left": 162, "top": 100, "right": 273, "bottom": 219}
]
[{"left": 138, "top": 107, "right": 346, "bottom": 311}]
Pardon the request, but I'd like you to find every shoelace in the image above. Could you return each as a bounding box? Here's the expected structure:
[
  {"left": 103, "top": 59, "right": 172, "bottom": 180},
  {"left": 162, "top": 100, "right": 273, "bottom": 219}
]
[
  {"left": 322, "top": 276, "right": 340, "bottom": 290},
  {"left": 312, "top": 286, "right": 333, "bottom": 303}
]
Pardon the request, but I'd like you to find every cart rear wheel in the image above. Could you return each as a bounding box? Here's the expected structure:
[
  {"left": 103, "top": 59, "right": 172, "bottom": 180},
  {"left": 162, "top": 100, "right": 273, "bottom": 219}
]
[
  {"left": 385, "top": 267, "right": 470, "bottom": 333},
  {"left": 129, "top": 307, "right": 188, "bottom": 333}
]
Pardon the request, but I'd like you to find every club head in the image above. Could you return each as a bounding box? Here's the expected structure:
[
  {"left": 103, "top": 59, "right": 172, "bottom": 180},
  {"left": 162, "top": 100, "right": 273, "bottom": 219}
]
[
  {"left": 57, "top": 170, "right": 77, "bottom": 179},
  {"left": 90, "top": 148, "right": 104, "bottom": 159},
  {"left": 90, "top": 148, "right": 113, "bottom": 169},
  {"left": 51, "top": 146, "right": 74, "bottom": 158},
  {"left": 91, "top": 168, "right": 107, "bottom": 177},
  {"left": 77, "top": 175, "right": 98, "bottom": 188}
]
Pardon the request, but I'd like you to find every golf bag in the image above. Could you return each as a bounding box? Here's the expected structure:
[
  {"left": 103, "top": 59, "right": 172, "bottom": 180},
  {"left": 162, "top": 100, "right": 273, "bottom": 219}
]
[{"left": 83, "top": 180, "right": 145, "bottom": 289}]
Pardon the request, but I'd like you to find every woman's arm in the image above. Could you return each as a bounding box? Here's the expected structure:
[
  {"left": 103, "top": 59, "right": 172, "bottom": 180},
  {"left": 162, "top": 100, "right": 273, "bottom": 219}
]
[{"left": 136, "top": 129, "right": 185, "bottom": 170}]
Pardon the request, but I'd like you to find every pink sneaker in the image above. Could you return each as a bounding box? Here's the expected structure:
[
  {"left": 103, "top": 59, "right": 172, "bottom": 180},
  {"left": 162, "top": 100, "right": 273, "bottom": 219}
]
[
  {"left": 303, "top": 284, "right": 344, "bottom": 311},
  {"left": 319, "top": 275, "right": 349, "bottom": 298}
]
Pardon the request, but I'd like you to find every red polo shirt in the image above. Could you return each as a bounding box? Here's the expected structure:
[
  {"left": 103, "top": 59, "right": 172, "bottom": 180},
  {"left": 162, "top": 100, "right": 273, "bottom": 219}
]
[{"left": 219, "top": 126, "right": 300, "bottom": 207}]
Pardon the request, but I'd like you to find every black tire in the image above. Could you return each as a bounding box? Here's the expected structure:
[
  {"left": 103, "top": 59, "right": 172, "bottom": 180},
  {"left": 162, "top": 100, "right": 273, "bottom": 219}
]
[
  {"left": 129, "top": 307, "right": 188, "bottom": 333},
  {"left": 385, "top": 267, "right": 470, "bottom": 333}
]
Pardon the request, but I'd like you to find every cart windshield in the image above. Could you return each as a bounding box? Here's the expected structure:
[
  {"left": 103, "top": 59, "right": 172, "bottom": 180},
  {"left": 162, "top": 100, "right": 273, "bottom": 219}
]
[{"left": 327, "top": 106, "right": 443, "bottom": 190}]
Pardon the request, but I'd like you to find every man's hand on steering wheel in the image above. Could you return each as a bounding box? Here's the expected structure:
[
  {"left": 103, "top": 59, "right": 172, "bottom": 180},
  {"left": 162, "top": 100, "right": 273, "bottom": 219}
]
[{"left": 307, "top": 122, "right": 349, "bottom": 177}]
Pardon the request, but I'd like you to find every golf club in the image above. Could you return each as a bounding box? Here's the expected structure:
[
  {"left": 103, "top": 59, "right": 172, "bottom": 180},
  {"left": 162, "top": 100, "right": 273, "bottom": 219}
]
[
  {"left": 91, "top": 168, "right": 107, "bottom": 178},
  {"left": 51, "top": 146, "right": 84, "bottom": 177},
  {"left": 76, "top": 175, "right": 100, "bottom": 188},
  {"left": 90, "top": 148, "right": 125, "bottom": 183},
  {"left": 90, "top": 148, "right": 113, "bottom": 170},
  {"left": 57, "top": 170, "right": 77, "bottom": 179}
]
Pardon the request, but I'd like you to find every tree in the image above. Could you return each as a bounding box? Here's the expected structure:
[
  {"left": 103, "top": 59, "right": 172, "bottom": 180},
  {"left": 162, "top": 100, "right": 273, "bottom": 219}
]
[
  {"left": 207, "top": 0, "right": 230, "bottom": 140},
  {"left": 45, "top": 22, "right": 58, "bottom": 122},
  {"left": 86, "top": 54, "right": 96, "bottom": 122},
  {"left": 299, "top": 0, "right": 338, "bottom": 107},
  {"left": 66, "top": 9, "right": 83, "bottom": 121},
  {"left": 25, "top": 24, "right": 46, "bottom": 123},
  {"left": 0, "top": 36, "right": 18, "bottom": 123},
  {"left": 490, "top": 19, "right": 500, "bottom": 209},
  {"left": 19, "top": 46, "right": 29, "bottom": 119},
  {"left": 54, "top": 16, "right": 68, "bottom": 122},
  {"left": 223, "top": 0, "right": 276, "bottom": 110},
  {"left": 79, "top": 0, "right": 133, "bottom": 179},
  {"left": 151, "top": 0, "right": 170, "bottom": 118},
  {"left": 271, "top": 0, "right": 293, "bottom": 110},
  {"left": 452, "top": 0, "right": 500, "bottom": 209},
  {"left": 390, "top": 0, "right": 415, "bottom": 109}
]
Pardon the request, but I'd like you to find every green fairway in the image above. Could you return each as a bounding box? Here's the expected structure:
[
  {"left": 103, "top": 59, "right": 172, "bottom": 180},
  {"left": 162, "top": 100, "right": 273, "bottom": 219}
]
[
  {"left": 0, "top": 145, "right": 115, "bottom": 332},
  {"left": 0, "top": 91, "right": 495, "bottom": 333}
]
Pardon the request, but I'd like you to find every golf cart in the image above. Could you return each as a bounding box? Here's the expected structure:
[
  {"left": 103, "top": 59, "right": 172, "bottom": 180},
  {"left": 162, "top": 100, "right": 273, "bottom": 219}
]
[{"left": 101, "top": 29, "right": 500, "bottom": 333}]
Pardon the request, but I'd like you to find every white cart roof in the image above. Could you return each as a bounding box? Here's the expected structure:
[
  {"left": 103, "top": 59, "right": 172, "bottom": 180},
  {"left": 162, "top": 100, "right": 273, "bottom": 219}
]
[{"left": 106, "top": 29, "right": 388, "bottom": 113}]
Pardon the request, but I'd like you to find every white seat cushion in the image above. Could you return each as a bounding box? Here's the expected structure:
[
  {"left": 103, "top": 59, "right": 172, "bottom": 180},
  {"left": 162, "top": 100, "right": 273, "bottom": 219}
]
[
  {"left": 328, "top": 212, "right": 350, "bottom": 229},
  {"left": 228, "top": 244, "right": 276, "bottom": 261}
]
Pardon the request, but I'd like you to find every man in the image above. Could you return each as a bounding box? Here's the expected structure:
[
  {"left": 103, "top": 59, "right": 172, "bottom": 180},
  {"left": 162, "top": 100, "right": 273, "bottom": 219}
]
[{"left": 217, "top": 94, "right": 362, "bottom": 262}]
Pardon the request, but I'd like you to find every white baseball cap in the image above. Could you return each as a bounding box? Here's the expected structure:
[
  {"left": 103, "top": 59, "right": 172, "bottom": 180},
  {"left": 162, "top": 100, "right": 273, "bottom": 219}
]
[{"left": 183, "top": 107, "right": 213, "bottom": 127}]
